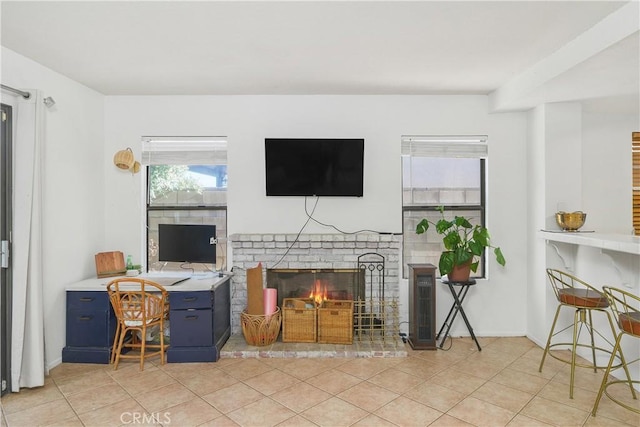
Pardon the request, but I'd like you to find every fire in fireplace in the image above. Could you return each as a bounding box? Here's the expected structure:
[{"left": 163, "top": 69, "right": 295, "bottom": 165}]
[{"left": 266, "top": 268, "right": 365, "bottom": 307}]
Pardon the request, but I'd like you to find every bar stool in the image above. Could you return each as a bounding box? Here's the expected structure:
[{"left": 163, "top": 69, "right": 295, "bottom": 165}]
[
  {"left": 539, "top": 269, "right": 621, "bottom": 398},
  {"left": 591, "top": 286, "right": 638, "bottom": 416}
]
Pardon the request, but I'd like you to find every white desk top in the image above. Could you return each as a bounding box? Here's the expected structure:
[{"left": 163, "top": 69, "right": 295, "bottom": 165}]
[{"left": 66, "top": 273, "right": 231, "bottom": 292}]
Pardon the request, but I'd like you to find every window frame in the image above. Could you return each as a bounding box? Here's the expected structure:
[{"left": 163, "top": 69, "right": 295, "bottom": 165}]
[
  {"left": 401, "top": 135, "right": 488, "bottom": 279},
  {"left": 142, "top": 136, "right": 228, "bottom": 273},
  {"left": 145, "top": 184, "right": 227, "bottom": 273}
]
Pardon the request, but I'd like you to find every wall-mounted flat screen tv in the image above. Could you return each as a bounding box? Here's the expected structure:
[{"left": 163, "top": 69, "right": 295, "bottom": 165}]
[
  {"left": 158, "top": 224, "right": 216, "bottom": 264},
  {"left": 265, "top": 138, "right": 364, "bottom": 197}
]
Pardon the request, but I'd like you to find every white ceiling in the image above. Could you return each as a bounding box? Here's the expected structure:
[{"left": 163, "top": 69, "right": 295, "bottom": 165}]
[{"left": 1, "top": 1, "right": 638, "bottom": 112}]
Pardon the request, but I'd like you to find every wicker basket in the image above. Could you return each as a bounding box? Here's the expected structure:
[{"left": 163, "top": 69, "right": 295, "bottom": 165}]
[
  {"left": 240, "top": 307, "right": 282, "bottom": 346},
  {"left": 318, "top": 300, "right": 354, "bottom": 344},
  {"left": 282, "top": 298, "right": 317, "bottom": 343}
]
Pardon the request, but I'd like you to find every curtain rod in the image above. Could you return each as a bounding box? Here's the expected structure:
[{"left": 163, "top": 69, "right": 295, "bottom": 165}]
[{"left": 1, "top": 84, "right": 30, "bottom": 99}]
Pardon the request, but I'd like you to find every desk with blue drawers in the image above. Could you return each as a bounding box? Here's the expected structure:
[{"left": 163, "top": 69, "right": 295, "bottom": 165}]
[{"left": 62, "top": 275, "right": 231, "bottom": 364}]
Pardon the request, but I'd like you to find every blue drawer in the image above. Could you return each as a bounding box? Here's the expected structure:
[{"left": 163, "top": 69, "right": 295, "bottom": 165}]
[
  {"left": 62, "top": 347, "right": 112, "bottom": 364},
  {"left": 170, "top": 309, "right": 213, "bottom": 347},
  {"left": 170, "top": 291, "right": 212, "bottom": 310},
  {"left": 67, "top": 291, "right": 110, "bottom": 310},
  {"left": 66, "top": 309, "right": 116, "bottom": 347}
]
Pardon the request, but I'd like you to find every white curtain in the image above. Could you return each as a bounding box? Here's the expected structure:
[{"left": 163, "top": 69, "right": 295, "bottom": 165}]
[{"left": 11, "top": 90, "right": 45, "bottom": 391}]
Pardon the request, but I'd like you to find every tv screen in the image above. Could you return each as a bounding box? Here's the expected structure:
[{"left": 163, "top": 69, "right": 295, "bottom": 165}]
[
  {"left": 158, "top": 224, "right": 216, "bottom": 264},
  {"left": 265, "top": 138, "right": 364, "bottom": 197}
]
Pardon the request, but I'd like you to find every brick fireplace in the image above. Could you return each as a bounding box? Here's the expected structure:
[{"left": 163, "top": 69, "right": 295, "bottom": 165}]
[{"left": 229, "top": 233, "right": 400, "bottom": 334}]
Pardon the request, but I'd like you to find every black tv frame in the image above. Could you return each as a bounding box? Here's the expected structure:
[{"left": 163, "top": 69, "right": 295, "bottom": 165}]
[{"left": 265, "top": 138, "right": 364, "bottom": 197}]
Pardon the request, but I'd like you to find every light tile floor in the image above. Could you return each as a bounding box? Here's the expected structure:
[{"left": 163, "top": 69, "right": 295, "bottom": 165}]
[{"left": 1, "top": 336, "right": 640, "bottom": 427}]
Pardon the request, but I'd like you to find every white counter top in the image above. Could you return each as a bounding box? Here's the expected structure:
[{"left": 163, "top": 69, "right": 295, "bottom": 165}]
[
  {"left": 539, "top": 231, "right": 640, "bottom": 255},
  {"left": 66, "top": 273, "right": 231, "bottom": 292}
]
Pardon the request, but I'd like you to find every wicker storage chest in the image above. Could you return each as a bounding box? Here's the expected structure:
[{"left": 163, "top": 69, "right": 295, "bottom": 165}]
[
  {"left": 282, "top": 298, "right": 317, "bottom": 343},
  {"left": 318, "top": 300, "right": 354, "bottom": 344}
]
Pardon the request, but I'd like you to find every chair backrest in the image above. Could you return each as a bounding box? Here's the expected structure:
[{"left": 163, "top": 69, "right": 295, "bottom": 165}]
[
  {"left": 603, "top": 286, "right": 640, "bottom": 337},
  {"left": 546, "top": 268, "right": 608, "bottom": 308},
  {"left": 106, "top": 278, "right": 168, "bottom": 326}
]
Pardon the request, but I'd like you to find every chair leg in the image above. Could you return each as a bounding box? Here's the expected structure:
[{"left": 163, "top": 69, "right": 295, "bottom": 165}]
[
  {"left": 110, "top": 322, "right": 121, "bottom": 365},
  {"left": 539, "top": 304, "right": 563, "bottom": 373},
  {"left": 113, "top": 325, "right": 127, "bottom": 370},
  {"left": 139, "top": 326, "right": 146, "bottom": 371},
  {"left": 569, "top": 308, "right": 581, "bottom": 399},
  {"left": 586, "top": 309, "right": 597, "bottom": 373},
  {"left": 615, "top": 342, "right": 638, "bottom": 401},
  {"left": 592, "top": 334, "right": 622, "bottom": 416},
  {"left": 602, "top": 310, "right": 637, "bottom": 400},
  {"left": 159, "top": 319, "right": 165, "bottom": 365}
]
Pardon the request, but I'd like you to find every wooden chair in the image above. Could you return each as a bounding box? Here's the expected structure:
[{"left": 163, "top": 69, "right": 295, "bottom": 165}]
[
  {"left": 107, "top": 278, "right": 169, "bottom": 370},
  {"left": 539, "top": 269, "right": 621, "bottom": 398},
  {"left": 592, "top": 286, "right": 639, "bottom": 416}
]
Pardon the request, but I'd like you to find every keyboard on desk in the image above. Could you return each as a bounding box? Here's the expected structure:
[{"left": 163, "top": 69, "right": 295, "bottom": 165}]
[
  {"left": 142, "top": 276, "right": 190, "bottom": 287},
  {"left": 102, "top": 276, "right": 190, "bottom": 287}
]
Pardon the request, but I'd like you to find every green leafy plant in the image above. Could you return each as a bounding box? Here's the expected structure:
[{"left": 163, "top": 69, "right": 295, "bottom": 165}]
[
  {"left": 415, "top": 206, "right": 506, "bottom": 276},
  {"left": 149, "top": 165, "right": 202, "bottom": 202}
]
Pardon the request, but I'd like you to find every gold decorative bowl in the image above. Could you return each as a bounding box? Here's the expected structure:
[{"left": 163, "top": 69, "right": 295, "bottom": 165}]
[{"left": 555, "top": 211, "right": 586, "bottom": 231}]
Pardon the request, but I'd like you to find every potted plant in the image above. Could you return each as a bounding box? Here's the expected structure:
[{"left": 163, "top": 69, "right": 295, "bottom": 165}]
[{"left": 415, "top": 206, "right": 506, "bottom": 281}]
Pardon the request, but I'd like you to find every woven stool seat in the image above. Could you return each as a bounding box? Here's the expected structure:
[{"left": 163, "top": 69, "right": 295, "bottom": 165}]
[
  {"left": 618, "top": 312, "right": 640, "bottom": 336},
  {"left": 558, "top": 288, "right": 609, "bottom": 308}
]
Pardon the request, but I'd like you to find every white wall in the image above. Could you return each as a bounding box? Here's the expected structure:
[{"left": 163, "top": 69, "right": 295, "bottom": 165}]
[
  {"left": 1, "top": 47, "right": 105, "bottom": 369},
  {"left": 105, "top": 95, "right": 530, "bottom": 337},
  {"left": 526, "top": 105, "right": 548, "bottom": 347},
  {"left": 545, "top": 103, "right": 583, "bottom": 227},
  {"left": 583, "top": 109, "right": 637, "bottom": 233}
]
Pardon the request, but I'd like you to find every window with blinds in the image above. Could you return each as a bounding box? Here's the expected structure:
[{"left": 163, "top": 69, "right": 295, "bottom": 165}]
[
  {"left": 401, "top": 135, "right": 487, "bottom": 279},
  {"left": 143, "top": 136, "right": 228, "bottom": 273},
  {"left": 633, "top": 132, "right": 640, "bottom": 235}
]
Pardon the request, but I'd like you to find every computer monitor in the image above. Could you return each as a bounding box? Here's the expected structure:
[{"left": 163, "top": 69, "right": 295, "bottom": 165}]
[{"left": 158, "top": 224, "right": 216, "bottom": 264}]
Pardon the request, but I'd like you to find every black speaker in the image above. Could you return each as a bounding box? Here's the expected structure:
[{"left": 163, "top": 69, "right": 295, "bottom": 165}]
[{"left": 408, "top": 264, "right": 437, "bottom": 350}]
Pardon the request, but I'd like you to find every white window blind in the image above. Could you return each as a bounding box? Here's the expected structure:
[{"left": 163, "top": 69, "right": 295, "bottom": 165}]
[
  {"left": 401, "top": 135, "right": 488, "bottom": 158},
  {"left": 141, "top": 136, "right": 227, "bottom": 165}
]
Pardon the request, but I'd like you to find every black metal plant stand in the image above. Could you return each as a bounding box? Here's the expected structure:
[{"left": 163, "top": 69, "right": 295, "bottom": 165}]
[{"left": 436, "top": 279, "right": 482, "bottom": 351}]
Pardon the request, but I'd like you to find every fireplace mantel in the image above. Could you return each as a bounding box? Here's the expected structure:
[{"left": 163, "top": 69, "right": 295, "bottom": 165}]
[{"left": 229, "top": 233, "right": 401, "bottom": 334}]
